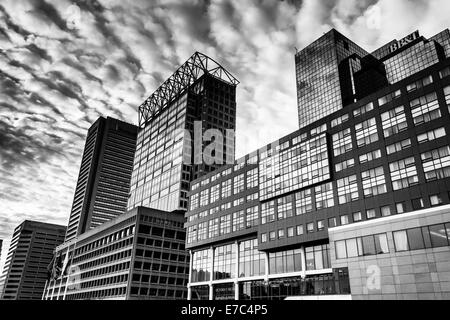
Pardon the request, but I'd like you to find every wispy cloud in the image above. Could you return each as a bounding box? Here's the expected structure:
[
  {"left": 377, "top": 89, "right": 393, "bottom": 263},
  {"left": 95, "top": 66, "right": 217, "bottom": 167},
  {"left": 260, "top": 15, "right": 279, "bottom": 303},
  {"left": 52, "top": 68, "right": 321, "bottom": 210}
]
[{"left": 0, "top": 0, "right": 449, "bottom": 270}]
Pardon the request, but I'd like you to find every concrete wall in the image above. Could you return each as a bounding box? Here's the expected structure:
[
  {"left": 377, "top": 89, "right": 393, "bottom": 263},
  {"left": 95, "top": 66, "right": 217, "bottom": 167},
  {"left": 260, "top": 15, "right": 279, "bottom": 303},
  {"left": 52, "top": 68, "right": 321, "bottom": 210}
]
[{"left": 329, "top": 205, "right": 450, "bottom": 300}]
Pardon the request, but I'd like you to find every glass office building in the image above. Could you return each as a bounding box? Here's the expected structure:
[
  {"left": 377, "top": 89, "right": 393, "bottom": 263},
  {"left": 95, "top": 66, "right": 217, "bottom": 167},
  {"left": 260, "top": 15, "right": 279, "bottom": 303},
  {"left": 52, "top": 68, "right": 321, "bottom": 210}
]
[
  {"left": 127, "top": 52, "right": 238, "bottom": 213},
  {"left": 296, "top": 29, "right": 450, "bottom": 130},
  {"left": 187, "top": 29, "right": 450, "bottom": 300}
]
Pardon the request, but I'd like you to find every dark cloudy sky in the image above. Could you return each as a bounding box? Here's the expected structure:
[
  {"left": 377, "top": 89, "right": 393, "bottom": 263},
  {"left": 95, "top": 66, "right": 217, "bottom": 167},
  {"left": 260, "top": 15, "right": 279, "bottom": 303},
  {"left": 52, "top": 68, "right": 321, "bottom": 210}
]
[{"left": 0, "top": 0, "right": 449, "bottom": 268}]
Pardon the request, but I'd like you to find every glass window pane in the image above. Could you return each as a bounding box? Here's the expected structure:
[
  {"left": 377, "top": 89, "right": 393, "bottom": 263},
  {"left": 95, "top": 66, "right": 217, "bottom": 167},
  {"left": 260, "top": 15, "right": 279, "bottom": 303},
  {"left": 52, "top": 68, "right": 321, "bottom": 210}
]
[
  {"left": 429, "top": 224, "right": 449, "bottom": 247},
  {"left": 335, "top": 241, "right": 347, "bottom": 259},
  {"left": 374, "top": 234, "right": 389, "bottom": 254},
  {"left": 421, "top": 227, "right": 432, "bottom": 248},
  {"left": 393, "top": 231, "right": 409, "bottom": 251},
  {"left": 407, "top": 228, "right": 425, "bottom": 250},
  {"left": 356, "top": 238, "right": 363, "bottom": 256},
  {"left": 346, "top": 239, "right": 359, "bottom": 257},
  {"left": 362, "top": 236, "right": 376, "bottom": 256}
]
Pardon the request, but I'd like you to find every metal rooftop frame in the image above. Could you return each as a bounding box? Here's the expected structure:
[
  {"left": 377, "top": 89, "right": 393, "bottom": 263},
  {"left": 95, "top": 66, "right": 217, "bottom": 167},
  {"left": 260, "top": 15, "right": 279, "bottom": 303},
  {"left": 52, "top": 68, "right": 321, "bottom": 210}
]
[{"left": 138, "top": 52, "right": 240, "bottom": 127}]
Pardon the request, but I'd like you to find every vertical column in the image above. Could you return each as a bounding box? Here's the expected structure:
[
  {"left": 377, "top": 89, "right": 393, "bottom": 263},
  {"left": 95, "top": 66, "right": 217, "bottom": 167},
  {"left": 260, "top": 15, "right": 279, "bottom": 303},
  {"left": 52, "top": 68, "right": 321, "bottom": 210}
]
[
  {"left": 234, "top": 241, "right": 239, "bottom": 300},
  {"left": 187, "top": 250, "right": 193, "bottom": 300},
  {"left": 300, "top": 246, "right": 307, "bottom": 278},
  {"left": 209, "top": 246, "right": 214, "bottom": 300}
]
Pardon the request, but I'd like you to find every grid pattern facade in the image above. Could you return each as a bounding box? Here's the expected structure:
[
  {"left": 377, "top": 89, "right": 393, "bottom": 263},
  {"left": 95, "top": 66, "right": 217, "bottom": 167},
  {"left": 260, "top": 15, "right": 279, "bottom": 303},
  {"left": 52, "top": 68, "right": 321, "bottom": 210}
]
[
  {"left": 128, "top": 74, "right": 237, "bottom": 213},
  {"left": 1, "top": 221, "right": 65, "bottom": 300}
]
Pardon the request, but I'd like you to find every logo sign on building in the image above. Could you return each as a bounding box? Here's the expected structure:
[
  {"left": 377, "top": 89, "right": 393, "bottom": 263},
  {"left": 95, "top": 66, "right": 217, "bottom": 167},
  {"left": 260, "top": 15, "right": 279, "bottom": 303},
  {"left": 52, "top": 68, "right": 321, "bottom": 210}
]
[{"left": 389, "top": 30, "right": 420, "bottom": 53}]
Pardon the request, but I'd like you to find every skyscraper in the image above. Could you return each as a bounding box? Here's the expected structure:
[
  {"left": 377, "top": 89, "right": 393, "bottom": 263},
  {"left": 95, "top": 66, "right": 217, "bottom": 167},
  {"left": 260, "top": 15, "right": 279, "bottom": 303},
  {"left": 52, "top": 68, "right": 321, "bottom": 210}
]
[
  {"left": 0, "top": 221, "right": 65, "bottom": 300},
  {"left": 128, "top": 52, "right": 238, "bottom": 213},
  {"left": 295, "top": 28, "right": 450, "bottom": 129},
  {"left": 44, "top": 52, "right": 239, "bottom": 300},
  {"left": 65, "top": 117, "right": 138, "bottom": 242},
  {"left": 186, "top": 28, "right": 450, "bottom": 300}
]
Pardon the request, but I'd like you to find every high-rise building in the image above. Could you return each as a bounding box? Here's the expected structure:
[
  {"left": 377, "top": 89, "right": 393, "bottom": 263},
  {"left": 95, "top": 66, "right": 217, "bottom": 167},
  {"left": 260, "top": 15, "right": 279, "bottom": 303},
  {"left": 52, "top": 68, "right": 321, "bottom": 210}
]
[
  {"left": 0, "top": 221, "right": 65, "bottom": 300},
  {"left": 44, "top": 52, "right": 239, "bottom": 300},
  {"left": 128, "top": 52, "right": 238, "bottom": 213},
  {"left": 186, "top": 29, "right": 450, "bottom": 300},
  {"left": 296, "top": 29, "right": 450, "bottom": 129},
  {"left": 65, "top": 117, "right": 138, "bottom": 242}
]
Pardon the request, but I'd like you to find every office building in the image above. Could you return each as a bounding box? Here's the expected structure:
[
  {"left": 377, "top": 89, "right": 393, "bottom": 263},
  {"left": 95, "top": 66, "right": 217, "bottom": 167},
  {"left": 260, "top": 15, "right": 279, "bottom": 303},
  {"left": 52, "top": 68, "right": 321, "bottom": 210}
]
[
  {"left": 65, "top": 117, "right": 138, "bottom": 242},
  {"left": 43, "top": 207, "right": 188, "bottom": 300},
  {"left": 128, "top": 51, "right": 238, "bottom": 213},
  {"left": 44, "top": 52, "right": 239, "bottom": 300},
  {"left": 0, "top": 221, "right": 65, "bottom": 300},
  {"left": 186, "top": 29, "right": 450, "bottom": 300},
  {"left": 296, "top": 29, "right": 450, "bottom": 129}
]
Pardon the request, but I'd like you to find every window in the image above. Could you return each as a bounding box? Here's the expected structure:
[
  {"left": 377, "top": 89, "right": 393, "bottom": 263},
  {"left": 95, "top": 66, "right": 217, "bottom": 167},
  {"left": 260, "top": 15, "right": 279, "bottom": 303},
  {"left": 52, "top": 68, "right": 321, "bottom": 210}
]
[
  {"left": 200, "top": 189, "right": 209, "bottom": 207},
  {"left": 335, "top": 241, "right": 347, "bottom": 260},
  {"left": 410, "top": 92, "right": 441, "bottom": 126},
  {"left": 208, "top": 218, "right": 219, "bottom": 238},
  {"left": 332, "top": 128, "right": 353, "bottom": 156},
  {"left": 366, "top": 209, "right": 376, "bottom": 220},
  {"left": 246, "top": 206, "right": 259, "bottom": 228},
  {"left": 210, "top": 184, "right": 220, "bottom": 203},
  {"left": 296, "top": 225, "right": 304, "bottom": 236},
  {"left": 359, "top": 149, "right": 381, "bottom": 164},
  {"left": 417, "top": 127, "right": 446, "bottom": 144},
  {"left": 222, "top": 179, "right": 232, "bottom": 198},
  {"left": 336, "top": 234, "right": 388, "bottom": 259},
  {"left": 331, "top": 114, "right": 349, "bottom": 128},
  {"left": 277, "top": 195, "right": 293, "bottom": 220},
  {"left": 353, "top": 102, "right": 374, "bottom": 117},
  {"left": 233, "top": 174, "right": 245, "bottom": 194},
  {"left": 440, "top": 66, "right": 450, "bottom": 79},
  {"left": 315, "top": 183, "right": 334, "bottom": 209},
  {"left": 305, "top": 245, "right": 330, "bottom": 271},
  {"left": 213, "top": 244, "right": 236, "bottom": 280},
  {"left": 261, "top": 201, "right": 275, "bottom": 225},
  {"left": 421, "top": 146, "right": 450, "bottom": 182},
  {"left": 353, "top": 212, "right": 362, "bottom": 222},
  {"left": 386, "top": 139, "right": 411, "bottom": 155},
  {"left": 389, "top": 157, "right": 418, "bottom": 190},
  {"left": 406, "top": 75, "right": 433, "bottom": 92},
  {"left": 239, "top": 239, "right": 265, "bottom": 278},
  {"left": 307, "top": 223, "right": 314, "bottom": 233},
  {"left": 335, "top": 159, "right": 355, "bottom": 172},
  {"left": 198, "top": 222, "right": 208, "bottom": 241},
  {"left": 219, "top": 214, "right": 231, "bottom": 235},
  {"left": 361, "top": 166, "right": 387, "bottom": 197},
  {"left": 340, "top": 215, "right": 349, "bottom": 226},
  {"left": 393, "top": 231, "right": 409, "bottom": 251},
  {"left": 361, "top": 236, "right": 376, "bottom": 256},
  {"left": 311, "top": 124, "right": 327, "bottom": 136},
  {"left": 287, "top": 227, "right": 295, "bottom": 238},
  {"left": 378, "top": 90, "right": 401, "bottom": 106},
  {"left": 328, "top": 217, "right": 337, "bottom": 228},
  {"left": 429, "top": 224, "right": 449, "bottom": 247},
  {"left": 381, "top": 206, "right": 392, "bottom": 217},
  {"left": 278, "top": 229, "right": 285, "bottom": 239},
  {"left": 295, "top": 189, "right": 313, "bottom": 215},
  {"left": 355, "top": 118, "right": 378, "bottom": 147},
  {"left": 232, "top": 211, "right": 245, "bottom": 232},
  {"left": 394, "top": 224, "right": 450, "bottom": 252},
  {"left": 430, "top": 194, "right": 444, "bottom": 207},
  {"left": 246, "top": 168, "right": 258, "bottom": 189},
  {"left": 407, "top": 228, "right": 425, "bottom": 250},
  {"left": 381, "top": 106, "right": 408, "bottom": 138},
  {"left": 269, "top": 249, "right": 303, "bottom": 275},
  {"left": 396, "top": 202, "right": 406, "bottom": 214},
  {"left": 190, "top": 193, "right": 199, "bottom": 210},
  {"left": 269, "top": 232, "right": 276, "bottom": 241},
  {"left": 261, "top": 233, "right": 267, "bottom": 243},
  {"left": 412, "top": 198, "right": 424, "bottom": 210},
  {"left": 374, "top": 234, "right": 389, "bottom": 254},
  {"left": 317, "top": 220, "right": 325, "bottom": 231},
  {"left": 337, "top": 175, "right": 359, "bottom": 204}
]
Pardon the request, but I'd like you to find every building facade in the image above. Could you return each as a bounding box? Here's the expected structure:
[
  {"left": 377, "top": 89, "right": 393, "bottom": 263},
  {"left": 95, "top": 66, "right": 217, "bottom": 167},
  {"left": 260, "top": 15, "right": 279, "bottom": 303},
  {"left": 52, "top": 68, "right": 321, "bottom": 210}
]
[
  {"left": 296, "top": 29, "right": 450, "bottom": 129},
  {"left": 186, "top": 39, "right": 450, "bottom": 300},
  {"left": 43, "top": 207, "right": 188, "bottom": 301},
  {"left": 65, "top": 117, "right": 138, "bottom": 242},
  {"left": 128, "top": 52, "right": 238, "bottom": 213},
  {"left": 0, "top": 221, "right": 66, "bottom": 300}
]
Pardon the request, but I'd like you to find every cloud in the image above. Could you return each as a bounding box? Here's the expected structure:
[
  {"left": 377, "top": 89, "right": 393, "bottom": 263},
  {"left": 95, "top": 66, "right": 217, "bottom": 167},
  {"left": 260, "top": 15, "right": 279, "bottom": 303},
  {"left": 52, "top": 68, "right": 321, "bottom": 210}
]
[{"left": 0, "top": 0, "right": 449, "bottom": 275}]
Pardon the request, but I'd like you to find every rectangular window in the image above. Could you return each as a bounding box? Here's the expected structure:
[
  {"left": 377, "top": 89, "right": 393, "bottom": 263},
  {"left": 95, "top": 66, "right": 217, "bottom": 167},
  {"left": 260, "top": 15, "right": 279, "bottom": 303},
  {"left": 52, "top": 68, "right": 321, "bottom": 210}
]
[
  {"left": 331, "top": 114, "right": 349, "bottom": 128},
  {"left": 317, "top": 220, "right": 325, "bottom": 231},
  {"left": 386, "top": 138, "right": 411, "bottom": 155},
  {"left": 232, "top": 211, "right": 245, "bottom": 232},
  {"left": 378, "top": 90, "right": 401, "bottom": 106},
  {"left": 337, "top": 175, "right": 359, "bottom": 204},
  {"left": 287, "top": 227, "right": 295, "bottom": 238},
  {"left": 428, "top": 224, "right": 449, "bottom": 247},
  {"left": 362, "top": 236, "right": 376, "bottom": 256},
  {"left": 295, "top": 189, "right": 313, "bottom": 215},
  {"left": 381, "top": 106, "right": 408, "bottom": 138},
  {"left": 335, "top": 158, "right": 355, "bottom": 172},
  {"left": 332, "top": 128, "right": 353, "bottom": 156},
  {"left": 417, "top": 127, "right": 446, "bottom": 144},
  {"left": 393, "top": 231, "right": 409, "bottom": 252},
  {"left": 246, "top": 168, "right": 258, "bottom": 189},
  {"left": 328, "top": 217, "right": 337, "bottom": 228},
  {"left": 277, "top": 195, "right": 293, "bottom": 220},
  {"left": 374, "top": 234, "right": 389, "bottom": 254},
  {"left": 261, "top": 233, "right": 267, "bottom": 243},
  {"left": 278, "top": 229, "right": 285, "bottom": 239},
  {"left": 296, "top": 225, "right": 304, "bottom": 236},
  {"left": 208, "top": 218, "right": 219, "bottom": 238},
  {"left": 361, "top": 166, "right": 387, "bottom": 197},
  {"left": 389, "top": 157, "right": 418, "bottom": 190},
  {"left": 200, "top": 189, "right": 209, "bottom": 207},
  {"left": 311, "top": 123, "right": 327, "bottom": 136},
  {"left": 366, "top": 209, "right": 376, "bottom": 220},
  {"left": 355, "top": 117, "right": 378, "bottom": 147},
  {"left": 221, "top": 179, "right": 232, "bottom": 198},
  {"left": 412, "top": 198, "right": 424, "bottom": 210},
  {"left": 353, "top": 102, "right": 374, "bottom": 117},
  {"left": 340, "top": 215, "right": 349, "bottom": 226},
  {"left": 261, "top": 201, "right": 275, "bottom": 225},
  {"left": 430, "top": 194, "right": 444, "bottom": 207},
  {"left": 307, "top": 223, "right": 314, "bottom": 233},
  {"left": 359, "top": 149, "right": 382, "bottom": 164},
  {"left": 353, "top": 212, "right": 362, "bottom": 222},
  {"left": 381, "top": 206, "right": 392, "bottom": 217},
  {"left": 439, "top": 66, "right": 450, "bottom": 79},
  {"left": 246, "top": 206, "right": 259, "bottom": 228},
  {"left": 315, "top": 183, "right": 334, "bottom": 209},
  {"left": 219, "top": 214, "right": 231, "bottom": 235},
  {"left": 421, "top": 146, "right": 450, "bottom": 182},
  {"left": 396, "top": 202, "right": 406, "bottom": 214},
  {"left": 410, "top": 92, "right": 441, "bottom": 126},
  {"left": 190, "top": 193, "right": 199, "bottom": 211},
  {"left": 406, "top": 75, "right": 433, "bottom": 92},
  {"left": 210, "top": 184, "right": 220, "bottom": 203},
  {"left": 445, "top": 86, "right": 450, "bottom": 110},
  {"left": 233, "top": 174, "right": 245, "bottom": 195}
]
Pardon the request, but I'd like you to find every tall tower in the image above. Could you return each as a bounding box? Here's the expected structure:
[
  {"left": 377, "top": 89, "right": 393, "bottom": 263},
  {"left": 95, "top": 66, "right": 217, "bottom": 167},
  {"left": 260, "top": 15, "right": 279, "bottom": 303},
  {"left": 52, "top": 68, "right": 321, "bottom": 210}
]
[
  {"left": 295, "top": 29, "right": 370, "bottom": 128},
  {"left": 128, "top": 52, "right": 239, "bottom": 213},
  {"left": 0, "top": 221, "right": 65, "bottom": 300},
  {"left": 65, "top": 117, "right": 138, "bottom": 242}
]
